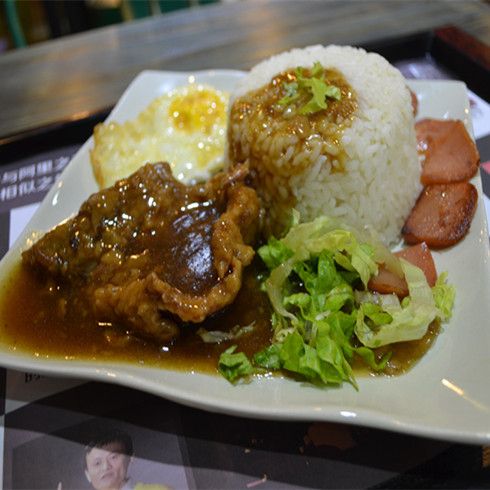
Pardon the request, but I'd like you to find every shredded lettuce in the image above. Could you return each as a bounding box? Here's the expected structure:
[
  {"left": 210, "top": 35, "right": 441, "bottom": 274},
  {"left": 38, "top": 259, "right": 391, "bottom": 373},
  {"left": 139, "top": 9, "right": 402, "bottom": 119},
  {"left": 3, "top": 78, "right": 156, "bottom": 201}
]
[
  {"left": 218, "top": 215, "right": 455, "bottom": 388},
  {"left": 354, "top": 259, "right": 438, "bottom": 348},
  {"left": 197, "top": 323, "right": 255, "bottom": 344},
  {"left": 253, "top": 344, "right": 282, "bottom": 370},
  {"left": 432, "top": 272, "right": 456, "bottom": 321},
  {"left": 218, "top": 345, "right": 254, "bottom": 383},
  {"left": 257, "top": 237, "right": 294, "bottom": 270}
]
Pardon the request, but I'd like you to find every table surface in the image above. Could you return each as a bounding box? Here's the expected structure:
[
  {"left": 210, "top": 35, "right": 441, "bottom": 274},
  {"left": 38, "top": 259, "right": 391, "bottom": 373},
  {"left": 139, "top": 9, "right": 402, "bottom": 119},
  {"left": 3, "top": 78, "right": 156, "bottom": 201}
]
[{"left": 0, "top": 0, "right": 489, "bottom": 138}]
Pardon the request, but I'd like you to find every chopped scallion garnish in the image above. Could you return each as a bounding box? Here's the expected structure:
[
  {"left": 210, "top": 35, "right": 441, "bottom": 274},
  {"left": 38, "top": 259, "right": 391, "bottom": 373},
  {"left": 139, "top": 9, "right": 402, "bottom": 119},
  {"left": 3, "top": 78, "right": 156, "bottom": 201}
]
[{"left": 278, "top": 62, "right": 341, "bottom": 114}]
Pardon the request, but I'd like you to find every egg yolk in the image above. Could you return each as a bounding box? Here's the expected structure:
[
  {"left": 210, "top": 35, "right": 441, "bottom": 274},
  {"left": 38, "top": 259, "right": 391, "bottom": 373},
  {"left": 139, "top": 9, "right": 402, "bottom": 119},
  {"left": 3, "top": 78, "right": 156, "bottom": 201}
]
[{"left": 169, "top": 88, "right": 227, "bottom": 134}]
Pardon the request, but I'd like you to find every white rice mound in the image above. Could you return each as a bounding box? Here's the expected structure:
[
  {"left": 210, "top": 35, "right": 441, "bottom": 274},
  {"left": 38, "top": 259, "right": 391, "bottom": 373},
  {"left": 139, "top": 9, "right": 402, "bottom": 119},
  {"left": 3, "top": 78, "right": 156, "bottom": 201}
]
[{"left": 228, "top": 44, "right": 421, "bottom": 245}]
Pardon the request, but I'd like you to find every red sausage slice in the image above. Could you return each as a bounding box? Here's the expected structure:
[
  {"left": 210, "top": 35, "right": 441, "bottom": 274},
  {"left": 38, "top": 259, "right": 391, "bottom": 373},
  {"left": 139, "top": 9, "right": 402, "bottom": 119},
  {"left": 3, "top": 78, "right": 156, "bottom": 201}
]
[
  {"left": 402, "top": 182, "right": 478, "bottom": 248},
  {"left": 410, "top": 90, "right": 418, "bottom": 117},
  {"left": 368, "top": 243, "right": 437, "bottom": 298},
  {"left": 415, "top": 119, "right": 479, "bottom": 185}
]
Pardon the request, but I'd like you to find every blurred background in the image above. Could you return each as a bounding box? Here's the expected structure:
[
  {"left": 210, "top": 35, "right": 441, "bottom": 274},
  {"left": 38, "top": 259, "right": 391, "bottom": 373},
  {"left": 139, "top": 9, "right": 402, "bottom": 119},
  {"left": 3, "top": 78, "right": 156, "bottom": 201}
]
[{"left": 0, "top": 0, "right": 226, "bottom": 52}]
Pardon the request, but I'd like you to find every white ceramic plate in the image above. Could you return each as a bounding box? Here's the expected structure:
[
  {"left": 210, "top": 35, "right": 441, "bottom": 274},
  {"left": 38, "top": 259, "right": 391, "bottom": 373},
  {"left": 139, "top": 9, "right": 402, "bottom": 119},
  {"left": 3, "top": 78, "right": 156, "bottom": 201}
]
[{"left": 1, "top": 71, "right": 489, "bottom": 445}]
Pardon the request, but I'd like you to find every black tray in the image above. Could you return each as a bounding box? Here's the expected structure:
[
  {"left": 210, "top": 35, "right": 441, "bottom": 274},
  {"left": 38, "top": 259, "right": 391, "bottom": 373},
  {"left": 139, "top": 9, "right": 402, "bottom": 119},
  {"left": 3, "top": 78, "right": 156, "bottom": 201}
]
[
  {"left": 0, "top": 25, "right": 488, "bottom": 167},
  {"left": 364, "top": 25, "right": 489, "bottom": 101}
]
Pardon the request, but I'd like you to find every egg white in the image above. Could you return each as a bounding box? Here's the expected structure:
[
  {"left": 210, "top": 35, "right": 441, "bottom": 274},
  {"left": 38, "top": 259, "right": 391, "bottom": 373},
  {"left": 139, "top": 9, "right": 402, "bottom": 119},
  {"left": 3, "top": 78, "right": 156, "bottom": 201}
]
[{"left": 90, "top": 84, "right": 229, "bottom": 188}]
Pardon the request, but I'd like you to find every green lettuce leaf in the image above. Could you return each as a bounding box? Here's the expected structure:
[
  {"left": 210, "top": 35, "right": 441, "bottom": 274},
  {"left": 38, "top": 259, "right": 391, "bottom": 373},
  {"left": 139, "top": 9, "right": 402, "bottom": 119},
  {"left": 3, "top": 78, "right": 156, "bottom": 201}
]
[
  {"left": 253, "top": 344, "right": 282, "bottom": 370},
  {"left": 354, "top": 346, "right": 391, "bottom": 371},
  {"left": 218, "top": 215, "right": 455, "bottom": 389},
  {"left": 258, "top": 237, "right": 294, "bottom": 270},
  {"left": 432, "top": 271, "right": 456, "bottom": 321},
  {"left": 218, "top": 345, "right": 254, "bottom": 383},
  {"left": 254, "top": 218, "right": 383, "bottom": 387},
  {"left": 355, "top": 259, "right": 437, "bottom": 348}
]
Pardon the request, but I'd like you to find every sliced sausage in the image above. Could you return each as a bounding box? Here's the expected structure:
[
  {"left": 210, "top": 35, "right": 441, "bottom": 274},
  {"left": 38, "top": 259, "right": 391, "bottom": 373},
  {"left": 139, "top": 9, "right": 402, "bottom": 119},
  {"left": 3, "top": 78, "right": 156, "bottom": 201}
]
[
  {"left": 410, "top": 90, "right": 418, "bottom": 117},
  {"left": 415, "top": 119, "right": 480, "bottom": 185},
  {"left": 368, "top": 243, "right": 437, "bottom": 297},
  {"left": 402, "top": 182, "right": 478, "bottom": 248}
]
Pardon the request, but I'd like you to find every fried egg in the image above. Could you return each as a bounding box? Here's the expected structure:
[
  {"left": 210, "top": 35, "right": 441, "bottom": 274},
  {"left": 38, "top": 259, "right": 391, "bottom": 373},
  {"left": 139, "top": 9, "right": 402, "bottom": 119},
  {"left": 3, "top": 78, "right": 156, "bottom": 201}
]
[{"left": 90, "top": 84, "right": 229, "bottom": 188}]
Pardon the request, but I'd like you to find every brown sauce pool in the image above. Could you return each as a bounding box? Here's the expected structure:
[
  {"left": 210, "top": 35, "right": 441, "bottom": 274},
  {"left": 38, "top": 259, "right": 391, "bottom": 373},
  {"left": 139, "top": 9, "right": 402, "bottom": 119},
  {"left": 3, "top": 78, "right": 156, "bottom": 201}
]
[
  {"left": 0, "top": 260, "right": 273, "bottom": 373},
  {"left": 0, "top": 257, "right": 439, "bottom": 379},
  {"left": 353, "top": 321, "right": 440, "bottom": 377}
]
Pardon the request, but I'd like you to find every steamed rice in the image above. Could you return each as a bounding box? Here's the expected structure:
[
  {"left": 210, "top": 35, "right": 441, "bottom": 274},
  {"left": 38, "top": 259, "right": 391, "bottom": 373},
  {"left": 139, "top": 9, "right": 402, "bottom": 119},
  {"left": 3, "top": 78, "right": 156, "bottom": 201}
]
[{"left": 227, "top": 45, "right": 421, "bottom": 245}]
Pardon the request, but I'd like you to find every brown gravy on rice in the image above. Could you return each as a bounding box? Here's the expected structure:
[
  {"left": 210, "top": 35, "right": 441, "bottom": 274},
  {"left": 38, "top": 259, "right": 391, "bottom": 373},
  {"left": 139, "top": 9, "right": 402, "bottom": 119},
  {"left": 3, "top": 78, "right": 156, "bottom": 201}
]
[{"left": 228, "top": 67, "right": 357, "bottom": 236}]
